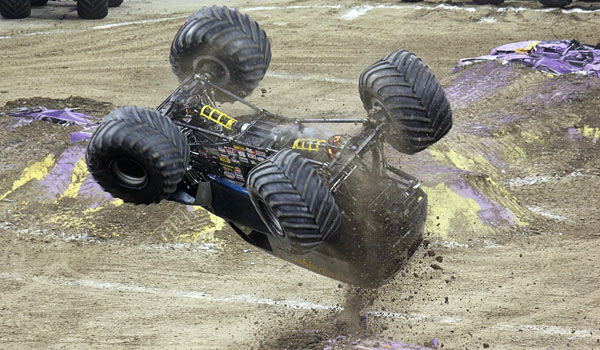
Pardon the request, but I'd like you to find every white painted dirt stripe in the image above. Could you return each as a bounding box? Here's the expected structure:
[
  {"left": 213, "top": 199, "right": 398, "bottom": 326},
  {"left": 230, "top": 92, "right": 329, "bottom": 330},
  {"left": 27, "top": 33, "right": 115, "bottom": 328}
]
[
  {"left": 495, "top": 324, "right": 593, "bottom": 338},
  {"left": 340, "top": 5, "right": 375, "bottom": 20},
  {"left": 477, "top": 16, "right": 497, "bottom": 24},
  {"left": 0, "top": 29, "right": 71, "bottom": 40},
  {"left": 506, "top": 171, "right": 584, "bottom": 187},
  {"left": 339, "top": 3, "right": 600, "bottom": 20},
  {"left": 92, "top": 16, "right": 187, "bottom": 30},
  {"left": 241, "top": 5, "right": 342, "bottom": 11},
  {"left": 58, "top": 278, "right": 464, "bottom": 324},
  {"left": 0, "top": 272, "right": 454, "bottom": 322},
  {"left": 499, "top": 6, "right": 600, "bottom": 13},
  {"left": 341, "top": 4, "right": 477, "bottom": 19},
  {"left": 0, "top": 272, "right": 594, "bottom": 337},
  {"left": 69, "top": 279, "right": 341, "bottom": 311},
  {"left": 266, "top": 71, "right": 354, "bottom": 84},
  {"left": 526, "top": 206, "right": 568, "bottom": 222},
  {"left": 368, "top": 311, "right": 462, "bottom": 324},
  {"left": 0, "top": 16, "right": 185, "bottom": 40},
  {"left": 0, "top": 273, "right": 340, "bottom": 312}
]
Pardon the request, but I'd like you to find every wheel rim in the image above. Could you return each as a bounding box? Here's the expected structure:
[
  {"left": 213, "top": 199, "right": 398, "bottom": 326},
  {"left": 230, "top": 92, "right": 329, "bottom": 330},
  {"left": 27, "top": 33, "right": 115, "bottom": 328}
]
[
  {"left": 367, "top": 97, "right": 389, "bottom": 123},
  {"left": 109, "top": 158, "right": 148, "bottom": 189},
  {"left": 368, "top": 96, "right": 405, "bottom": 149},
  {"left": 192, "top": 56, "right": 231, "bottom": 84},
  {"left": 371, "top": 99, "right": 386, "bottom": 116},
  {"left": 257, "top": 199, "right": 285, "bottom": 237}
]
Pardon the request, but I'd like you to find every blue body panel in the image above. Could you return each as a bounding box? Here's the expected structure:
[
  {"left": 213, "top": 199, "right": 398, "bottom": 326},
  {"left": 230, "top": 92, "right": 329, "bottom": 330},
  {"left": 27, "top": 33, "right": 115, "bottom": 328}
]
[
  {"left": 207, "top": 175, "right": 268, "bottom": 233},
  {"left": 207, "top": 175, "right": 248, "bottom": 195}
]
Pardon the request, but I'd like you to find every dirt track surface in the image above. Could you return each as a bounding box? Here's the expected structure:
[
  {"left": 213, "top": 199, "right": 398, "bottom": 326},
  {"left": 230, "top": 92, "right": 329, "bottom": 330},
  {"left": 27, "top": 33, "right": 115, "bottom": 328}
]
[{"left": 1, "top": 1, "right": 600, "bottom": 349}]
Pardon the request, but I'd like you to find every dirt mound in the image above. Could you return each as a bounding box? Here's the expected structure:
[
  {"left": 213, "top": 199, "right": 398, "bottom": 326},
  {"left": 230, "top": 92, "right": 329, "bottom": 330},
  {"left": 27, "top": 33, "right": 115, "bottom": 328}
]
[
  {"left": 391, "top": 61, "right": 600, "bottom": 241},
  {"left": 1, "top": 96, "right": 115, "bottom": 116},
  {"left": 0, "top": 96, "right": 228, "bottom": 249}
]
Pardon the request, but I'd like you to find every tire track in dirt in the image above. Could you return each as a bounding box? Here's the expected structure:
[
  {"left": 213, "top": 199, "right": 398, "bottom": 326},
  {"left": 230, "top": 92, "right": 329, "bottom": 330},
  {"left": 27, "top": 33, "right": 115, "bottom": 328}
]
[{"left": 2, "top": 271, "right": 596, "bottom": 339}]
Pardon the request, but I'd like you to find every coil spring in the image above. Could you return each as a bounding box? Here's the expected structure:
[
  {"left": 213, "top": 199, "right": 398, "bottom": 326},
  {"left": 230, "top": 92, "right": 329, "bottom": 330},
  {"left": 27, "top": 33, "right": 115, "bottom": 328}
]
[
  {"left": 199, "top": 105, "right": 237, "bottom": 130},
  {"left": 292, "top": 139, "right": 327, "bottom": 152}
]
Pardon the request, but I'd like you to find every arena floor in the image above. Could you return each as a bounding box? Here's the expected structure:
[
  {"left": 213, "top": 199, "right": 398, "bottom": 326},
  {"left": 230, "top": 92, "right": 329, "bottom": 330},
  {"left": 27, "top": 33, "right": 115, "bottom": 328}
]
[{"left": 1, "top": 0, "right": 599, "bottom": 349}]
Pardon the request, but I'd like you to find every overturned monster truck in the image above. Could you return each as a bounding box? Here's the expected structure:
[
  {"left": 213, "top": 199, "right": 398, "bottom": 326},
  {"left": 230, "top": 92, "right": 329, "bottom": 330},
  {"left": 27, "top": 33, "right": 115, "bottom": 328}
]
[{"left": 86, "top": 6, "right": 452, "bottom": 288}]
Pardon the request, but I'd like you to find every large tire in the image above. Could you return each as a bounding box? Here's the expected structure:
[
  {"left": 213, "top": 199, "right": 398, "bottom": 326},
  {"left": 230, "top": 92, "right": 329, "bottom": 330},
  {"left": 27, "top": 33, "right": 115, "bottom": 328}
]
[
  {"left": 77, "top": 0, "right": 108, "bottom": 19},
  {"left": 103, "top": 106, "right": 189, "bottom": 167},
  {"left": 86, "top": 118, "right": 188, "bottom": 204},
  {"left": 0, "top": 0, "right": 31, "bottom": 18},
  {"left": 247, "top": 149, "right": 341, "bottom": 254},
  {"left": 359, "top": 50, "right": 452, "bottom": 154},
  {"left": 473, "top": 0, "right": 505, "bottom": 4},
  {"left": 170, "top": 6, "right": 271, "bottom": 100},
  {"left": 108, "top": 0, "right": 123, "bottom": 7},
  {"left": 538, "top": 0, "right": 571, "bottom": 6}
]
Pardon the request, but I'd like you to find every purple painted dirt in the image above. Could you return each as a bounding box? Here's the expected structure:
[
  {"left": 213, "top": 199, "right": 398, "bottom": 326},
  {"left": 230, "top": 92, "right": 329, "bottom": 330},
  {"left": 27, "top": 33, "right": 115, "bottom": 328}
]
[
  {"left": 78, "top": 175, "right": 113, "bottom": 201},
  {"left": 39, "top": 145, "right": 111, "bottom": 201},
  {"left": 457, "top": 122, "right": 495, "bottom": 137},
  {"left": 10, "top": 118, "right": 34, "bottom": 129},
  {"left": 518, "top": 77, "right": 600, "bottom": 108},
  {"left": 481, "top": 139, "right": 509, "bottom": 170},
  {"left": 70, "top": 131, "right": 93, "bottom": 143},
  {"left": 399, "top": 151, "right": 514, "bottom": 227},
  {"left": 39, "top": 146, "right": 86, "bottom": 199},
  {"left": 445, "top": 61, "right": 519, "bottom": 109},
  {"left": 397, "top": 152, "right": 467, "bottom": 184},
  {"left": 452, "top": 112, "right": 525, "bottom": 138},
  {"left": 568, "top": 128, "right": 584, "bottom": 141},
  {"left": 451, "top": 180, "right": 518, "bottom": 227},
  {"left": 496, "top": 113, "right": 522, "bottom": 124},
  {"left": 324, "top": 336, "right": 438, "bottom": 350}
]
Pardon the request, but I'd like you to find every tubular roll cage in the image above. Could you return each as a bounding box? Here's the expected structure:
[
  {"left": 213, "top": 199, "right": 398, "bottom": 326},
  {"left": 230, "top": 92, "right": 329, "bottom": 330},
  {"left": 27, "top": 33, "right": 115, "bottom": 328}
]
[{"left": 156, "top": 74, "right": 418, "bottom": 192}]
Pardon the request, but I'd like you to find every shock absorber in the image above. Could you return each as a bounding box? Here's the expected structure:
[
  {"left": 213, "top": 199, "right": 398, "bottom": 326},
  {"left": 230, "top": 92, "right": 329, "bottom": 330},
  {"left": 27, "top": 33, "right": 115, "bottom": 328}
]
[
  {"left": 291, "top": 139, "right": 327, "bottom": 152},
  {"left": 199, "top": 105, "right": 238, "bottom": 130},
  {"left": 291, "top": 135, "right": 346, "bottom": 160}
]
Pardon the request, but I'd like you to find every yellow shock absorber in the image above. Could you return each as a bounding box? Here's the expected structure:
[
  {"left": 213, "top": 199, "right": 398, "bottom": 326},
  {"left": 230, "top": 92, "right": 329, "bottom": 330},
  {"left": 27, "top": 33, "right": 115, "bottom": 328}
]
[
  {"left": 199, "top": 105, "right": 238, "bottom": 130},
  {"left": 292, "top": 139, "right": 327, "bottom": 152}
]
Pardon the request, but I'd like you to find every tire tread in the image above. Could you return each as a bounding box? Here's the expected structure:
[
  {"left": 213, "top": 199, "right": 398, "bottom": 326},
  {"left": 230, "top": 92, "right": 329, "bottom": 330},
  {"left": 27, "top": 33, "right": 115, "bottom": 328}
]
[
  {"left": 247, "top": 150, "right": 341, "bottom": 254},
  {"left": 77, "top": 0, "right": 109, "bottom": 19},
  {"left": 170, "top": 6, "right": 271, "bottom": 100},
  {"left": 0, "top": 0, "right": 31, "bottom": 18},
  {"left": 358, "top": 50, "right": 453, "bottom": 154}
]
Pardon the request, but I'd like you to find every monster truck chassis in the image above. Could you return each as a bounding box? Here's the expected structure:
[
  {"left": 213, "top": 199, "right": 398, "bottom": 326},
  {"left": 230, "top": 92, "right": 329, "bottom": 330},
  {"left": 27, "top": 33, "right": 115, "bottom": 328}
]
[{"left": 86, "top": 6, "right": 452, "bottom": 288}]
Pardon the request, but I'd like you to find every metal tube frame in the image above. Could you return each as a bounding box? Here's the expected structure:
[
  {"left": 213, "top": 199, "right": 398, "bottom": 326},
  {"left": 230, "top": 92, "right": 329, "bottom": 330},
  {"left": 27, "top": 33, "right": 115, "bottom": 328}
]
[{"left": 158, "top": 74, "right": 392, "bottom": 192}]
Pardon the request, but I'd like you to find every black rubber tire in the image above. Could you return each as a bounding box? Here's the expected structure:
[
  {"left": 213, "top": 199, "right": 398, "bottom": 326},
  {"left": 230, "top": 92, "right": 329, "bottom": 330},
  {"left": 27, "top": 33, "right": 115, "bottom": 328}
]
[
  {"left": 0, "top": 0, "right": 31, "bottom": 18},
  {"left": 103, "top": 106, "right": 189, "bottom": 167},
  {"left": 359, "top": 50, "right": 452, "bottom": 154},
  {"left": 170, "top": 6, "right": 271, "bottom": 100},
  {"left": 86, "top": 120, "right": 187, "bottom": 204},
  {"left": 77, "top": 0, "right": 108, "bottom": 19},
  {"left": 108, "top": 0, "right": 122, "bottom": 7},
  {"left": 31, "top": 0, "right": 47, "bottom": 6},
  {"left": 538, "top": 0, "right": 571, "bottom": 6},
  {"left": 247, "top": 149, "right": 341, "bottom": 255},
  {"left": 473, "top": 0, "right": 505, "bottom": 4}
]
